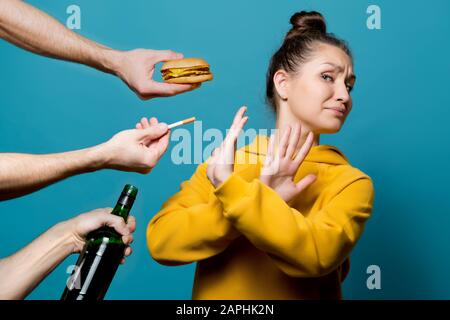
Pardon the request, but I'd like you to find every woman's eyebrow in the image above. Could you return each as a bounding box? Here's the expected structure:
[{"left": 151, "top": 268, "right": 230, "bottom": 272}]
[{"left": 321, "top": 62, "right": 356, "bottom": 81}]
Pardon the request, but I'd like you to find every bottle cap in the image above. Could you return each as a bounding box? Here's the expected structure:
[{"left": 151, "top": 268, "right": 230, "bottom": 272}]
[
  {"left": 122, "top": 184, "right": 138, "bottom": 198},
  {"left": 118, "top": 184, "right": 138, "bottom": 208}
]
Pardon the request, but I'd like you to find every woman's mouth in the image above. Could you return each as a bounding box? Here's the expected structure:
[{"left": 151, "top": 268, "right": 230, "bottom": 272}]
[{"left": 325, "top": 108, "right": 345, "bottom": 117}]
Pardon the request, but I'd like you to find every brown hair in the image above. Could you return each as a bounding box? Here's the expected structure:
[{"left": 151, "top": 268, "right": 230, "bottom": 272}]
[{"left": 266, "top": 11, "right": 353, "bottom": 110}]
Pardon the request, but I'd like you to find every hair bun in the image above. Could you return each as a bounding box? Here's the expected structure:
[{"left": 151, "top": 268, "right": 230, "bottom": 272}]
[{"left": 287, "top": 11, "right": 326, "bottom": 38}]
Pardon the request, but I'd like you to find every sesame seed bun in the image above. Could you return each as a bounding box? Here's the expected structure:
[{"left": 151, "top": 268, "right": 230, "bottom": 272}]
[{"left": 161, "top": 57, "right": 210, "bottom": 70}]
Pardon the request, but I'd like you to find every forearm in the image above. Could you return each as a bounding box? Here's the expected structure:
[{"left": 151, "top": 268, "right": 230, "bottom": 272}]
[
  {"left": 0, "top": 221, "right": 75, "bottom": 300},
  {"left": 0, "top": 0, "right": 121, "bottom": 74},
  {"left": 214, "top": 174, "right": 373, "bottom": 278},
  {"left": 214, "top": 175, "right": 316, "bottom": 275},
  {"left": 148, "top": 163, "right": 241, "bottom": 265},
  {"left": 147, "top": 198, "right": 240, "bottom": 265},
  {"left": 0, "top": 145, "right": 106, "bottom": 201}
]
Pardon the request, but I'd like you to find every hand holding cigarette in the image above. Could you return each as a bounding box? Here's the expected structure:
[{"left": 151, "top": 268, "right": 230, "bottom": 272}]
[
  {"left": 98, "top": 120, "right": 169, "bottom": 174},
  {"left": 133, "top": 116, "right": 196, "bottom": 168},
  {"left": 136, "top": 116, "right": 196, "bottom": 130}
]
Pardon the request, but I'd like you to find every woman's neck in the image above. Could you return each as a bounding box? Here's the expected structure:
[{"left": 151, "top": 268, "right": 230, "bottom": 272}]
[{"left": 275, "top": 106, "right": 320, "bottom": 148}]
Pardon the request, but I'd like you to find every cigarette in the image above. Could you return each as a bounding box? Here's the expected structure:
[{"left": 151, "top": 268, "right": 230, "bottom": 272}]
[{"left": 168, "top": 117, "right": 196, "bottom": 129}]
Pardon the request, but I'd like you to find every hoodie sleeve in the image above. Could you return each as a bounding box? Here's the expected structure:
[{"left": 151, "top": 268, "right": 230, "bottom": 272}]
[
  {"left": 147, "top": 163, "right": 240, "bottom": 266},
  {"left": 213, "top": 173, "right": 374, "bottom": 278}
]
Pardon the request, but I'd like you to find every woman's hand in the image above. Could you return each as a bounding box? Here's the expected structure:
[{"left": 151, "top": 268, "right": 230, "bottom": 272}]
[
  {"left": 260, "top": 124, "right": 317, "bottom": 203},
  {"left": 206, "top": 106, "right": 248, "bottom": 188}
]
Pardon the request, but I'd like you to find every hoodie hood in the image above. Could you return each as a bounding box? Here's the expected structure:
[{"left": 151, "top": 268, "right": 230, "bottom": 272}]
[{"left": 242, "top": 135, "right": 349, "bottom": 166}]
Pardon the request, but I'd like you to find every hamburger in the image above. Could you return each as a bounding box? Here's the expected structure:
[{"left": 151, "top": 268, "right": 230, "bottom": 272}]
[{"left": 161, "top": 57, "right": 213, "bottom": 84}]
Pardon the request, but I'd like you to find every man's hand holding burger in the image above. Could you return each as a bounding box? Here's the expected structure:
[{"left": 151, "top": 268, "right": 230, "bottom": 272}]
[
  {"left": 0, "top": 1, "right": 202, "bottom": 101},
  {"left": 113, "top": 49, "right": 201, "bottom": 100}
]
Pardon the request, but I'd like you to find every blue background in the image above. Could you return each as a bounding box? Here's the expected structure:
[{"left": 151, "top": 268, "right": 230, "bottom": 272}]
[{"left": 1, "top": 0, "right": 450, "bottom": 299}]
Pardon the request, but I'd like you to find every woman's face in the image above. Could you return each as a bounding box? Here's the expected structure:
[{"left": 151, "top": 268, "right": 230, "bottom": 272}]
[{"left": 281, "top": 43, "right": 356, "bottom": 134}]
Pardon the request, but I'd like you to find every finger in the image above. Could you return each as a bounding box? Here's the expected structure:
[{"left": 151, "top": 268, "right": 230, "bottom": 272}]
[
  {"left": 139, "top": 123, "right": 169, "bottom": 140},
  {"left": 100, "top": 214, "right": 129, "bottom": 236},
  {"left": 264, "top": 134, "right": 275, "bottom": 167},
  {"left": 207, "top": 147, "right": 220, "bottom": 165},
  {"left": 190, "top": 83, "right": 201, "bottom": 90},
  {"left": 212, "top": 147, "right": 220, "bottom": 157},
  {"left": 140, "top": 117, "right": 150, "bottom": 129},
  {"left": 123, "top": 246, "right": 133, "bottom": 259},
  {"left": 223, "top": 116, "right": 248, "bottom": 163},
  {"left": 127, "top": 215, "right": 137, "bottom": 233},
  {"left": 230, "top": 106, "right": 247, "bottom": 131},
  {"left": 296, "top": 174, "right": 317, "bottom": 193},
  {"left": 267, "top": 134, "right": 275, "bottom": 157},
  {"left": 286, "top": 123, "right": 301, "bottom": 159},
  {"left": 122, "top": 234, "right": 134, "bottom": 245},
  {"left": 293, "top": 125, "right": 304, "bottom": 159},
  {"left": 143, "top": 130, "right": 170, "bottom": 161},
  {"left": 136, "top": 123, "right": 143, "bottom": 129},
  {"left": 230, "top": 117, "right": 248, "bottom": 141},
  {"left": 76, "top": 207, "right": 112, "bottom": 233},
  {"left": 147, "top": 118, "right": 159, "bottom": 146},
  {"left": 156, "top": 131, "right": 170, "bottom": 157},
  {"left": 294, "top": 131, "right": 315, "bottom": 164},
  {"left": 150, "top": 117, "right": 158, "bottom": 126},
  {"left": 153, "top": 50, "right": 184, "bottom": 62},
  {"left": 226, "top": 108, "right": 248, "bottom": 145},
  {"left": 146, "top": 82, "right": 194, "bottom": 97},
  {"left": 278, "top": 125, "right": 291, "bottom": 158},
  {"left": 235, "top": 116, "right": 249, "bottom": 144}
]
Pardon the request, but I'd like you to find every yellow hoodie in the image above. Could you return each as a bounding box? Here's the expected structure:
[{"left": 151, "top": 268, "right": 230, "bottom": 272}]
[{"left": 147, "top": 135, "right": 374, "bottom": 299}]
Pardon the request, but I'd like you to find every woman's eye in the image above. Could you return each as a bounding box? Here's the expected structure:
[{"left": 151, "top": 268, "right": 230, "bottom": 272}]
[
  {"left": 346, "top": 85, "right": 353, "bottom": 92},
  {"left": 322, "top": 74, "right": 333, "bottom": 82}
]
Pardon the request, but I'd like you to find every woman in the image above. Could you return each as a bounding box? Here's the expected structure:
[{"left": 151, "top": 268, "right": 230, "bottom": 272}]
[{"left": 145, "top": 11, "right": 374, "bottom": 299}]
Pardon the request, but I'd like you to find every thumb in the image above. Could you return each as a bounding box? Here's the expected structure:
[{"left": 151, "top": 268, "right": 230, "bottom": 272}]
[
  {"left": 139, "top": 123, "right": 168, "bottom": 140},
  {"left": 295, "top": 174, "right": 317, "bottom": 193},
  {"left": 100, "top": 214, "right": 130, "bottom": 237},
  {"left": 153, "top": 131, "right": 170, "bottom": 159},
  {"left": 153, "top": 50, "right": 183, "bottom": 63}
]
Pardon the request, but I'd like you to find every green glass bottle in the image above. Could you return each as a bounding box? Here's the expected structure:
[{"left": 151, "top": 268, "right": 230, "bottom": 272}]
[{"left": 61, "top": 184, "right": 138, "bottom": 301}]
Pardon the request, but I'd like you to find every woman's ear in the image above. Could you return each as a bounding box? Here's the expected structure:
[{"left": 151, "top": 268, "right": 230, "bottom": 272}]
[{"left": 273, "top": 70, "right": 290, "bottom": 101}]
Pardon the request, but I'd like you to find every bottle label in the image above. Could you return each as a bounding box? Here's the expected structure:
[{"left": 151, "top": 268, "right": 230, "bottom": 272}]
[
  {"left": 76, "top": 237, "right": 110, "bottom": 300},
  {"left": 118, "top": 193, "right": 135, "bottom": 208}
]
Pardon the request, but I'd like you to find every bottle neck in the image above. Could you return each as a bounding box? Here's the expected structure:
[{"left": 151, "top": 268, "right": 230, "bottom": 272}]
[
  {"left": 111, "top": 203, "right": 131, "bottom": 223},
  {"left": 111, "top": 191, "right": 135, "bottom": 222},
  {"left": 86, "top": 185, "right": 137, "bottom": 243}
]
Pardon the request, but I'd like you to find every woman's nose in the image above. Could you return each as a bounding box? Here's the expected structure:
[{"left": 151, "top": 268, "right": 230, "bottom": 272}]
[{"left": 335, "top": 83, "right": 350, "bottom": 104}]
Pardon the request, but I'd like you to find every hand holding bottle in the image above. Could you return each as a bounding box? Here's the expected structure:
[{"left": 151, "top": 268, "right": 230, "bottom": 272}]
[
  {"left": 0, "top": 205, "right": 137, "bottom": 300},
  {"left": 65, "top": 208, "right": 136, "bottom": 264}
]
